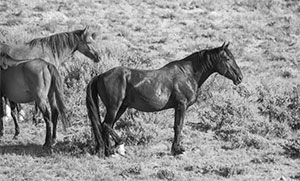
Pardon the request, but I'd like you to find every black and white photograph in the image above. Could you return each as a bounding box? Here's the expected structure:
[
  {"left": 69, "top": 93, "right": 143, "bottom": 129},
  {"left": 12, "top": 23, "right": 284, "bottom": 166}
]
[{"left": 0, "top": 0, "right": 300, "bottom": 180}]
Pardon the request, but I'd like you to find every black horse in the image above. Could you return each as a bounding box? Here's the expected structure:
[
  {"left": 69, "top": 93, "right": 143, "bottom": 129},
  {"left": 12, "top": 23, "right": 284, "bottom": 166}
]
[{"left": 86, "top": 42, "right": 243, "bottom": 157}]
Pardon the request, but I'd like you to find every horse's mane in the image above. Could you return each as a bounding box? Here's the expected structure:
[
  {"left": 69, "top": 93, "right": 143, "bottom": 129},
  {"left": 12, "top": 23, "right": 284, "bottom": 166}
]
[
  {"left": 178, "top": 46, "right": 226, "bottom": 72},
  {"left": 27, "top": 29, "right": 84, "bottom": 58}
]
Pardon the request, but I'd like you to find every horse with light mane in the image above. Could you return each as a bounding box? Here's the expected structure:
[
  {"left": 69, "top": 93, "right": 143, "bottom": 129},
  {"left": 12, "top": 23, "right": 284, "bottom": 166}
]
[
  {"left": 0, "top": 52, "right": 69, "bottom": 148},
  {"left": 0, "top": 27, "right": 101, "bottom": 138}
]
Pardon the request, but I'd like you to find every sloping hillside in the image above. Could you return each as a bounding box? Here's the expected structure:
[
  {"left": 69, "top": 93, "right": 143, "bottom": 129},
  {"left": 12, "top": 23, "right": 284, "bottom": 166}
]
[{"left": 1, "top": 0, "right": 300, "bottom": 180}]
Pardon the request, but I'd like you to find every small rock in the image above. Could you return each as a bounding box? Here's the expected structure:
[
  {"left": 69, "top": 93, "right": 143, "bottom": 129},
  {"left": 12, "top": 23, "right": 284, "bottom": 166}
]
[
  {"left": 184, "top": 166, "right": 193, "bottom": 171},
  {"left": 157, "top": 169, "right": 175, "bottom": 180}
]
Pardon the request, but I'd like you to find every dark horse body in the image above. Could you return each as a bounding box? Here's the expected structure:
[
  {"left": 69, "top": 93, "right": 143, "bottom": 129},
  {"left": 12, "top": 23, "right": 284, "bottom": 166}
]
[
  {"left": 86, "top": 43, "right": 243, "bottom": 157},
  {"left": 0, "top": 27, "right": 100, "bottom": 138},
  {"left": 0, "top": 53, "right": 69, "bottom": 147}
]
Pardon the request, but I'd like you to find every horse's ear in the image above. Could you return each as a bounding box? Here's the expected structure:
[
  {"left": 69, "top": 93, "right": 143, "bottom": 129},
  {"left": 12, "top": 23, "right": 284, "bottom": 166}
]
[
  {"left": 221, "top": 42, "right": 226, "bottom": 49},
  {"left": 225, "top": 42, "right": 230, "bottom": 48},
  {"left": 84, "top": 26, "right": 89, "bottom": 31},
  {"left": 221, "top": 42, "right": 230, "bottom": 49},
  {"left": 82, "top": 26, "right": 90, "bottom": 36}
]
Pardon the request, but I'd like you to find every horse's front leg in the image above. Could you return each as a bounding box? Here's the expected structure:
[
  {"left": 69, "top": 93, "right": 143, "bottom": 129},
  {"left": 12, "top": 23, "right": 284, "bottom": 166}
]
[
  {"left": 0, "top": 71, "right": 3, "bottom": 137},
  {"left": 171, "top": 101, "right": 187, "bottom": 155},
  {"left": 0, "top": 97, "right": 4, "bottom": 137},
  {"left": 10, "top": 101, "right": 20, "bottom": 139}
]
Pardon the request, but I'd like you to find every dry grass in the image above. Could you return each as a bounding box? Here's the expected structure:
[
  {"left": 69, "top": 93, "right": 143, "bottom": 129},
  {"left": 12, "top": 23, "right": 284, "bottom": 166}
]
[{"left": 1, "top": 0, "right": 300, "bottom": 180}]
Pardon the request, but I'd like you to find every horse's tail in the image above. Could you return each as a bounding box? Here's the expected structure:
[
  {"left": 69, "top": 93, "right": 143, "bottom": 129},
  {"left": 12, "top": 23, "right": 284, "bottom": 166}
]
[
  {"left": 47, "top": 64, "right": 70, "bottom": 131},
  {"left": 86, "top": 76, "right": 105, "bottom": 156}
]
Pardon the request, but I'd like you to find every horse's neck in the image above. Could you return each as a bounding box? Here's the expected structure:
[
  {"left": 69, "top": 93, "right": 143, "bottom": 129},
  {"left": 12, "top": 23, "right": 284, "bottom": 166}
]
[{"left": 184, "top": 53, "right": 215, "bottom": 88}]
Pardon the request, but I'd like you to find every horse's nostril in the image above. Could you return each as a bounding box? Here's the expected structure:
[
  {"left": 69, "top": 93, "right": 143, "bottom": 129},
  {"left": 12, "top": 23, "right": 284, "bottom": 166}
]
[{"left": 238, "top": 76, "right": 243, "bottom": 82}]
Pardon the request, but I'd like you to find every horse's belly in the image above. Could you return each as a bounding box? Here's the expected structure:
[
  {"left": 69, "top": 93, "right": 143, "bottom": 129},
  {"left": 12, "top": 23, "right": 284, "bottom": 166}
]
[
  {"left": 1, "top": 71, "right": 33, "bottom": 103},
  {"left": 127, "top": 94, "right": 172, "bottom": 112},
  {"left": 127, "top": 83, "right": 174, "bottom": 112},
  {"left": 4, "top": 89, "right": 33, "bottom": 103}
]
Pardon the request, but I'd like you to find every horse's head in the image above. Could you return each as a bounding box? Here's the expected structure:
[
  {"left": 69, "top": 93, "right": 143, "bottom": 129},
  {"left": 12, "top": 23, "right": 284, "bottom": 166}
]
[
  {"left": 214, "top": 42, "right": 243, "bottom": 85},
  {"left": 76, "top": 27, "right": 101, "bottom": 63}
]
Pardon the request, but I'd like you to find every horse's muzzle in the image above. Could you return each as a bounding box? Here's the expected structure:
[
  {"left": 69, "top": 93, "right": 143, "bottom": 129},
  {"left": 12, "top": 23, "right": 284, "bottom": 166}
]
[
  {"left": 234, "top": 75, "right": 243, "bottom": 85},
  {"left": 95, "top": 55, "right": 101, "bottom": 63}
]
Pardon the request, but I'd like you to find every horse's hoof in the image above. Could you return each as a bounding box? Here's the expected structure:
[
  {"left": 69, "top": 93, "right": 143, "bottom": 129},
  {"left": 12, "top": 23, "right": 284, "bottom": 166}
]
[
  {"left": 111, "top": 153, "right": 122, "bottom": 159},
  {"left": 116, "top": 143, "right": 126, "bottom": 156},
  {"left": 42, "top": 143, "right": 53, "bottom": 150},
  {"left": 52, "top": 139, "right": 57, "bottom": 146},
  {"left": 171, "top": 145, "right": 185, "bottom": 156},
  {"left": 105, "top": 148, "right": 115, "bottom": 157},
  {"left": 97, "top": 151, "right": 105, "bottom": 158}
]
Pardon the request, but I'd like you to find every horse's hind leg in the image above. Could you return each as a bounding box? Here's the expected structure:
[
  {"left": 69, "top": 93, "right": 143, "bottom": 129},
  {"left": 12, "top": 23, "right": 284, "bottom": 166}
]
[
  {"left": 106, "top": 105, "right": 127, "bottom": 144},
  {"left": 10, "top": 101, "right": 20, "bottom": 139},
  {"left": 48, "top": 90, "right": 58, "bottom": 144},
  {"left": 103, "top": 105, "right": 127, "bottom": 156},
  {"left": 102, "top": 111, "right": 116, "bottom": 156},
  {"left": 37, "top": 99, "right": 53, "bottom": 148},
  {"left": 32, "top": 103, "right": 42, "bottom": 126}
]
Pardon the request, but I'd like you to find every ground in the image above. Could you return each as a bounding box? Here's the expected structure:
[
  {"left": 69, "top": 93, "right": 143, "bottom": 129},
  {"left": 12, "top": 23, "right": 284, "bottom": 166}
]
[{"left": 0, "top": 0, "right": 300, "bottom": 180}]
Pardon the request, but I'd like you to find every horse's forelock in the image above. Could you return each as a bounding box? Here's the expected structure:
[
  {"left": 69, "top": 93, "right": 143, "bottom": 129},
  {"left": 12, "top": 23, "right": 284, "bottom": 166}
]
[
  {"left": 73, "top": 29, "right": 87, "bottom": 40},
  {"left": 224, "top": 47, "right": 234, "bottom": 60}
]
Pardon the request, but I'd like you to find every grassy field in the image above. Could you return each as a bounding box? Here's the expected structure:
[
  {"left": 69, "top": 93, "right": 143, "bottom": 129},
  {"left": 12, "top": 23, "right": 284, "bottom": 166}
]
[{"left": 1, "top": 0, "right": 300, "bottom": 180}]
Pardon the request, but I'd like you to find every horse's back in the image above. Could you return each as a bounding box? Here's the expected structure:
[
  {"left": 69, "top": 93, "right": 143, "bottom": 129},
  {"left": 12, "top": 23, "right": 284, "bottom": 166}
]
[
  {"left": 4, "top": 43, "right": 56, "bottom": 66},
  {"left": 99, "top": 66, "right": 168, "bottom": 87}
]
